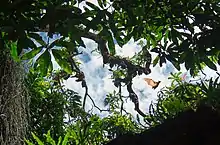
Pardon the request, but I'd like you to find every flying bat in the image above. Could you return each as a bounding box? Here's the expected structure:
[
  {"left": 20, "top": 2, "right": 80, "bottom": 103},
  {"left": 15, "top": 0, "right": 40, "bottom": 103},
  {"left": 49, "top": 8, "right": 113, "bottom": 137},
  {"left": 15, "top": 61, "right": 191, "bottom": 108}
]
[{"left": 144, "top": 78, "right": 161, "bottom": 89}]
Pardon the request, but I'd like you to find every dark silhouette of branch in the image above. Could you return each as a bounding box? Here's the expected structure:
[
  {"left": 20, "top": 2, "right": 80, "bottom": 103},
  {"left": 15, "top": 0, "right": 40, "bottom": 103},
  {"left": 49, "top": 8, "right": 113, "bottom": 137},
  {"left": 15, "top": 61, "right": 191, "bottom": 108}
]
[
  {"left": 40, "top": 26, "right": 150, "bottom": 116},
  {"left": 82, "top": 81, "right": 88, "bottom": 109},
  {"left": 87, "top": 91, "right": 110, "bottom": 112},
  {"left": 127, "top": 82, "right": 147, "bottom": 117},
  {"left": 80, "top": 30, "right": 148, "bottom": 117},
  {"left": 118, "top": 85, "right": 124, "bottom": 115}
]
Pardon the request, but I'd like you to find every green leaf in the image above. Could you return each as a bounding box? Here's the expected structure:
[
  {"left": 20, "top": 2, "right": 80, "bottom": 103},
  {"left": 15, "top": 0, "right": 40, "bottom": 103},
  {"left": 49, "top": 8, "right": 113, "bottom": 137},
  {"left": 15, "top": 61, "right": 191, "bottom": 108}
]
[
  {"left": 171, "top": 61, "right": 180, "bottom": 71},
  {"left": 21, "top": 47, "right": 42, "bottom": 60},
  {"left": 57, "top": 136, "right": 62, "bottom": 145},
  {"left": 31, "top": 132, "right": 44, "bottom": 145},
  {"left": 72, "top": 6, "right": 83, "bottom": 14},
  {"left": 17, "top": 37, "right": 37, "bottom": 55},
  {"left": 35, "top": 49, "right": 52, "bottom": 76},
  {"left": 86, "top": 12, "right": 104, "bottom": 32},
  {"left": 97, "top": 0, "right": 104, "bottom": 8},
  {"left": 151, "top": 47, "right": 160, "bottom": 53},
  {"left": 180, "top": 32, "right": 191, "bottom": 39},
  {"left": 179, "top": 40, "right": 190, "bottom": 52},
  {"left": 107, "top": 12, "right": 124, "bottom": 47},
  {"left": 45, "top": 130, "right": 56, "bottom": 145},
  {"left": 10, "top": 42, "right": 19, "bottom": 62},
  {"left": 107, "top": 34, "right": 115, "bottom": 55},
  {"left": 49, "top": 37, "right": 76, "bottom": 52},
  {"left": 115, "top": 34, "right": 124, "bottom": 47},
  {"left": 76, "top": 37, "right": 86, "bottom": 48},
  {"left": 166, "top": 55, "right": 180, "bottom": 70},
  {"left": 62, "top": 132, "right": 70, "bottom": 145},
  {"left": 200, "top": 81, "right": 208, "bottom": 94},
  {"left": 153, "top": 55, "right": 160, "bottom": 67},
  {"left": 101, "top": 28, "right": 115, "bottom": 55},
  {"left": 171, "top": 29, "right": 179, "bottom": 45},
  {"left": 159, "top": 55, "right": 166, "bottom": 67},
  {"left": 48, "top": 37, "right": 65, "bottom": 49},
  {"left": 24, "top": 138, "right": 35, "bottom": 145},
  {"left": 218, "top": 54, "right": 220, "bottom": 65},
  {"left": 52, "top": 49, "right": 72, "bottom": 74},
  {"left": 204, "top": 56, "right": 217, "bottom": 71},
  {"left": 151, "top": 37, "right": 157, "bottom": 48},
  {"left": 213, "top": 77, "right": 219, "bottom": 88},
  {"left": 86, "top": 1, "right": 100, "bottom": 11},
  {"left": 28, "top": 32, "right": 46, "bottom": 46},
  {"left": 82, "top": 10, "right": 97, "bottom": 18},
  {"left": 164, "top": 29, "right": 169, "bottom": 42},
  {"left": 184, "top": 52, "right": 194, "bottom": 70},
  {"left": 66, "top": 41, "right": 76, "bottom": 52}
]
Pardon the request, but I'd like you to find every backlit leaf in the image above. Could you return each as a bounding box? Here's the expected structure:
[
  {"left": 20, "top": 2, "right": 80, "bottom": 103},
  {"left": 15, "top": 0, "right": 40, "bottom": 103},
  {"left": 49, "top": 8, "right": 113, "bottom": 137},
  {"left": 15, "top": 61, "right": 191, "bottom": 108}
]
[
  {"left": 35, "top": 49, "right": 52, "bottom": 76},
  {"left": 21, "top": 47, "right": 42, "bottom": 60},
  {"left": 52, "top": 49, "right": 72, "bottom": 74},
  {"left": 204, "top": 56, "right": 217, "bottom": 71},
  {"left": 28, "top": 33, "right": 46, "bottom": 46}
]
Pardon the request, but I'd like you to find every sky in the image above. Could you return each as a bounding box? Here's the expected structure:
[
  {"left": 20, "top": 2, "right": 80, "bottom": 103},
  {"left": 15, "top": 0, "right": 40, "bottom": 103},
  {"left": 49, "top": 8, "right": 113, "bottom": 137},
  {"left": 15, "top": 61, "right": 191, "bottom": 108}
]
[
  {"left": 35, "top": 0, "right": 220, "bottom": 119},
  {"left": 62, "top": 37, "right": 219, "bottom": 118},
  {"left": 62, "top": 0, "right": 220, "bottom": 118},
  {"left": 59, "top": 0, "right": 171, "bottom": 117},
  {"left": 64, "top": 38, "right": 175, "bottom": 117}
]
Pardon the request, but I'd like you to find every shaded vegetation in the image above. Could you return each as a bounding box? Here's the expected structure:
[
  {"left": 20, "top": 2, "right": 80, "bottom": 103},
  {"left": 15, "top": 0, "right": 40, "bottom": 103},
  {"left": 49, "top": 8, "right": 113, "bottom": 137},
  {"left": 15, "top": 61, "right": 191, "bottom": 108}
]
[
  {"left": 0, "top": 0, "right": 220, "bottom": 144},
  {"left": 106, "top": 105, "right": 220, "bottom": 145}
]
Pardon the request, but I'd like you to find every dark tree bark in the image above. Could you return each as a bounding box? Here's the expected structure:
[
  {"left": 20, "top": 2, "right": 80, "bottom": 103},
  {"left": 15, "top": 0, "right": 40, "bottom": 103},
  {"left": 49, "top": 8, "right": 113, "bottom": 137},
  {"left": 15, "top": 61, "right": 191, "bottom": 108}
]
[{"left": 0, "top": 47, "right": 29, "bottom": 144}]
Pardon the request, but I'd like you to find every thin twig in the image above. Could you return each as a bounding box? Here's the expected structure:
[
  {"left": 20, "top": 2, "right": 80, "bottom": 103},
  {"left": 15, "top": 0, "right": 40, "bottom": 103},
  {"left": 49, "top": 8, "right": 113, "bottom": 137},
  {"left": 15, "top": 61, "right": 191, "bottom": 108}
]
[
  {"left": 87, "top": 93, "right": 110, "bottom": 112},
  {"left": 118, "top": 85, "right": 124, "bottom": 115},
  {"left": 82, "top": 84, "right": 88, "bottom": 110}
]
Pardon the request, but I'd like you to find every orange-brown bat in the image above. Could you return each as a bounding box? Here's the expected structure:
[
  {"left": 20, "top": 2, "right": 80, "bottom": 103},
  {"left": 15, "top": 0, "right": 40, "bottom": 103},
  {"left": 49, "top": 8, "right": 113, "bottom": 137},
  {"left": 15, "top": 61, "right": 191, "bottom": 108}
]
[{"left": 144, "top": 78, "right": 161, "bottom": 89}]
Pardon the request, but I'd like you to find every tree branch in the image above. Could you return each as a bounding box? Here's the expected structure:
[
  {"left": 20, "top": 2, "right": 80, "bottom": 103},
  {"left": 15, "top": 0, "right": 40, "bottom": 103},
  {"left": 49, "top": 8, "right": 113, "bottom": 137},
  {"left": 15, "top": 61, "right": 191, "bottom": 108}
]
[{"left": 80, "top": 30, "right": 148, "bottom": 117}]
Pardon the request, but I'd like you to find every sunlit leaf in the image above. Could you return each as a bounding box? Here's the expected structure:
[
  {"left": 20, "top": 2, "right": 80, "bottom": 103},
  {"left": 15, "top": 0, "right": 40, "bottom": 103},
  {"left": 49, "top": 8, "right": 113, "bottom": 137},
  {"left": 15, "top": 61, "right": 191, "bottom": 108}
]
[
  {"left": 57, "top": 136, "right": 62, "bottom": 145},
  {"left": 45, "top": 130, "right": 56, "bottom": 145},
  {"left": 25, "top": 139, "right": 35, "bottom": 145},
  {"left": 153, "top": 55, "right": 160, "bottom": 67},
  {"left": 21, "top": 47, "right": 42, "bottom": 60},
  {"left": 10, "top": 42, "right": 19, "bottom": 61},
  {"left": 62, "top": 132, "right": 70, "bottom": 145},
  {"left": 31, "top": 132, "right": 44, "bottom": 145}
]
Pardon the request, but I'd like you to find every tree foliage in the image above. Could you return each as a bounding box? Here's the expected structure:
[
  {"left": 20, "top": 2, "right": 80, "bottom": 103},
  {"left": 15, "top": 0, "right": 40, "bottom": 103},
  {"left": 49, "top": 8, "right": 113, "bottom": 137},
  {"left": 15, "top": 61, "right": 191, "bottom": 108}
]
[
  {"left": 25, "top": 69, "right": 83, "bottom": 141},
  {"left": 144, "top": 73, "right": 220, "bottom": 127},
  {"left": 1, "top": 0, "right": 220, "bottom": 144},
  {"left": 1, "top": 0, "right": 220, "bottom": 116}
]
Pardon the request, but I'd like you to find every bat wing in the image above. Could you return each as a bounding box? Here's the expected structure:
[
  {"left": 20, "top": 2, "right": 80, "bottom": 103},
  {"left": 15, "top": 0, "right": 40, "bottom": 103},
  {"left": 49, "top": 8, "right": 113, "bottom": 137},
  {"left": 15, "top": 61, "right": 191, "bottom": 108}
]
[
  {"left": 144, "top": 78, "right": 161, "bottom": 89},
  {"left": 144, "top": 78, "right": 155, "bottom": 86}
]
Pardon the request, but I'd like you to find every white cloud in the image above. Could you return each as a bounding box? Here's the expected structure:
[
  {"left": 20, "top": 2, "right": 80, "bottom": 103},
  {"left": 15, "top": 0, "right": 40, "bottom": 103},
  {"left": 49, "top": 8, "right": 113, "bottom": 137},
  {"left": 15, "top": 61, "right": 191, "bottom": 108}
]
[
  {"left": 64, "top": 38, "right": 179, "bottom": 119},
  {"left": 34, "top": 1, "right": 220, "bottom": 123},
  {"left": 38, "top": 32, "right": 219, "bottom": 119},
  {"left": 38, "top": 31, "right": 219, "bottom": 123}
]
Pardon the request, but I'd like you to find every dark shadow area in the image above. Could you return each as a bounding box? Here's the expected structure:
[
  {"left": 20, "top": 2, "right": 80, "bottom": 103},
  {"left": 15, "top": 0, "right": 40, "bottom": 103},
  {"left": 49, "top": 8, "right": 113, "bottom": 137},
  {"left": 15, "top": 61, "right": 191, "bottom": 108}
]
[{"left": 106, "top": 105, "right": 220, "bottom": 145}]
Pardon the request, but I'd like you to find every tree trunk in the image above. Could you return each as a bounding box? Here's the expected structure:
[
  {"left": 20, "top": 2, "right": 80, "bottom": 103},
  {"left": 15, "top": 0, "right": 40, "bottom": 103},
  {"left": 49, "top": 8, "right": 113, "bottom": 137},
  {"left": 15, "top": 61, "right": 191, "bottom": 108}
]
[{"left": 0, "top": 48, "right": 29, "bottom": 145}]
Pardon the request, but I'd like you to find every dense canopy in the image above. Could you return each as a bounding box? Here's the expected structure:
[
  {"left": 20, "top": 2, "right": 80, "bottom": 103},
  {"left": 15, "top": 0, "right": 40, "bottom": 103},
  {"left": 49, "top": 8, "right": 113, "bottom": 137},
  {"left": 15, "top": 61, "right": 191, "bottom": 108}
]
[{"left": 0, "top": 0, "right": 220, "bottom": 144}]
